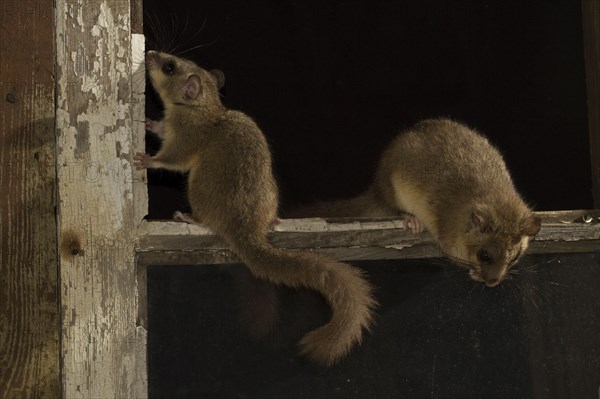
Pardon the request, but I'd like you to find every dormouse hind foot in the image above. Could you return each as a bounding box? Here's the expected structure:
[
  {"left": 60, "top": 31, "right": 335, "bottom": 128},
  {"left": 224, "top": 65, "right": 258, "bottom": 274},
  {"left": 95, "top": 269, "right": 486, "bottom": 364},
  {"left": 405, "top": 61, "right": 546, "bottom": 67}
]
[
  {"left": 403, "top": 214, "right": 426, "bottom": 234},
  {"left": 173, "top": 211, "right": 200, "bottom": 224},
  {"left": 269, "top": 217, "right": 282, "bottom": 230}
]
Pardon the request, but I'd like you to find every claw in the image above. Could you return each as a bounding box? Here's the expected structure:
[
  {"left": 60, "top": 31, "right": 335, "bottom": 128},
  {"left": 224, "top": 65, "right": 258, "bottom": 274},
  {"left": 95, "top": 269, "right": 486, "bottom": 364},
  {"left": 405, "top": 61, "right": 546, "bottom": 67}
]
[
  {"left": 133, "top": 152, "right": 153, "bottom": 170},
  {"left": 173, "top": 211, "right": 198, "bottom": 224},
  {"left": 403, "top": 214, "right": 426, "bottom": 234}
]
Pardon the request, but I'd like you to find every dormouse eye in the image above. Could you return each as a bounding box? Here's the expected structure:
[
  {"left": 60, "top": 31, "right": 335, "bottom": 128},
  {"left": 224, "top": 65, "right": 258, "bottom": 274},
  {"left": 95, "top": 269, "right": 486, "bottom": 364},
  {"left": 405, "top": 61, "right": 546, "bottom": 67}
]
[
  {"left": 162, "top": 62, "right": 176, "bottom": 75},
  {"left": 477, "top": 249, "right": 492, "bottom": 264}
]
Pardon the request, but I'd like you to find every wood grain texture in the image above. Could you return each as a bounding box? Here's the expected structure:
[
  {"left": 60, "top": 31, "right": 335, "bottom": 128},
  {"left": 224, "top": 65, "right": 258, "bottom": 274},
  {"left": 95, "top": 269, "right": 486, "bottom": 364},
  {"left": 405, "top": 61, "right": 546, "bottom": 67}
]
[
  {"left": 582, "top": 0, "right": 600, "bottom": 207},
  {"left": 131, "top": 0, "right": 143, "bottom": 35},
  {"left": 136, "top": 210, "right": 600, "bottom": 266},
  {"left": 55, "top": 0, "right": 146, "bottom": 397},
  {"left": 0, "top": 0, "right": 60, "bottom": 397},
  {"left": 132, "top": 34, "right": 148, "bottom": 239}
]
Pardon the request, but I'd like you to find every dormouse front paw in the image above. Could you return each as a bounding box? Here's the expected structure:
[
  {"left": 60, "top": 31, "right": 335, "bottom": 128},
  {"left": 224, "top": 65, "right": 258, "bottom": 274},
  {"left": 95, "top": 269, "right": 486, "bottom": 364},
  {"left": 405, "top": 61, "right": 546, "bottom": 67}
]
[
  {"left": 145, "top": 119, "right": 164, "bottom": 136},
  {"left": 134, "top": 152, "right": 154, "bottom": 170}
]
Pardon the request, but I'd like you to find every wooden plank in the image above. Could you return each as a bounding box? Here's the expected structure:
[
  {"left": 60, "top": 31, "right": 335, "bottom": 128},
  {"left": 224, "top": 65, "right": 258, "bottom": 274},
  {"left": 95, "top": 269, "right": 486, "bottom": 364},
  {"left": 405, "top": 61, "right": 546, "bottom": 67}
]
[
  {"left": 131, "top": 0, "right": 143, "bottom": 35},
  {"left": 55, "top": 1, "right": 146, "bottom": 397},
  {"left": 135, "top": 210, "right": 600, "bottom": 266},
  {"left": 132, "top": 33, "right": 148, "bottom": 235},
  {"left": 131, "top": 31, "right": 148, "bottom": 399},
  {"left": 583, "top": 0, "right": 600, "bottom": 208},
  {"left": 0, "top": 0, "right": 60, "bottom": 397}
]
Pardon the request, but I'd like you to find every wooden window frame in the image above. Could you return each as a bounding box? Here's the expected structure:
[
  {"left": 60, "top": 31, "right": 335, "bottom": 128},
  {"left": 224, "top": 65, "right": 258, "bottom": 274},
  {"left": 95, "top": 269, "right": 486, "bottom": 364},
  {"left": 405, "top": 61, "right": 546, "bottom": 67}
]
[{"left": 1, "top": 0, "right": 598, "bottom": 397}]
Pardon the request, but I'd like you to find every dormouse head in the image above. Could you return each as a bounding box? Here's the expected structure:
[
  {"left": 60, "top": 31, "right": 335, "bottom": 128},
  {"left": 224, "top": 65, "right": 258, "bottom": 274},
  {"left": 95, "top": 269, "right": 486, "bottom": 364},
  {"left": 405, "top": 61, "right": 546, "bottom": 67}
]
[
  {"left": 447, "top": 204, "right": 541, "bottom": 287},
  {"left": 145, "top": 50, "right": 225, "bottom": 107}
]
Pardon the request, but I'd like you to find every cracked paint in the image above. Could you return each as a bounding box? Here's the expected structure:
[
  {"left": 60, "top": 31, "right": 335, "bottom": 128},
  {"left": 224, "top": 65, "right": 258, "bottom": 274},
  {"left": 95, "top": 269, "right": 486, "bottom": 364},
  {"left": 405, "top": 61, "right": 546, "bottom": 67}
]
[{"left": 56, "top": 1, "right": 146, "bottom": 398}]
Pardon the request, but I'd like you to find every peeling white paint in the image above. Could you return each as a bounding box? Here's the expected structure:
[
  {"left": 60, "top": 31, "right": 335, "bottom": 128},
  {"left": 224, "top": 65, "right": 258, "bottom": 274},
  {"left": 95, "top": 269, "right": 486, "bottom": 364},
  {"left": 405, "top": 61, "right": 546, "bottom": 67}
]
[
  {"left": 56, "top": 0, "right": 145, "bottom": 397},
  {"left": 76, "top": 5, "right": 84, "bottom": 30},
  {"left": 95, "top": 3, "right": 110, "bottom": 29},
  {"left": 131, "top": 33, "right": 148, "bottom": 227},
  {"left": 385, "top": 243, "right": 415, "bottom": 251}
]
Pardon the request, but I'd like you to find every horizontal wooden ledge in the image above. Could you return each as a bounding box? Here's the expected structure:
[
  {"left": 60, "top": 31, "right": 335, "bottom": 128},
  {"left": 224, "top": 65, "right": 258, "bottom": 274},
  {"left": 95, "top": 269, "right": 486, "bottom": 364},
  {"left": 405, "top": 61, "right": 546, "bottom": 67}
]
[{"left": 135, "top": 210, "right": 600, "bottom": 266}]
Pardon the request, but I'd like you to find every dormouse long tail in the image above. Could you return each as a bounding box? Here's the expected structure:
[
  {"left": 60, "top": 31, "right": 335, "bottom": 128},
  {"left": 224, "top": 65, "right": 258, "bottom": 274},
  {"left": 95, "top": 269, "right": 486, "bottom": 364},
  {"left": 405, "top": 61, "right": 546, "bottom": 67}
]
[
  {"left": 223, "top": 230, "right": 377, "bottom": 366},
  {"left": 286, "top": 189, "right": 396, "bottom": 218}
]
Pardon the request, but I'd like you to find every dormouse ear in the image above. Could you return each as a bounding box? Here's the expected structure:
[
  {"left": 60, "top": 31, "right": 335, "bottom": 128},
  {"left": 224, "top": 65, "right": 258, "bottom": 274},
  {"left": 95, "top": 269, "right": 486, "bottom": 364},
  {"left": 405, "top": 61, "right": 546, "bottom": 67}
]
[
  {"left": 183, "top": 75, "right": 201, "bottom": 100},
  {"left": 209, "top": 69, "right": 225, "bottom": 90},
  {"left": 522, "top": 215, "right": 541, "bottom": 237},
  {"left": 469, "top": 209, "right": 491, "bottom": 233}
]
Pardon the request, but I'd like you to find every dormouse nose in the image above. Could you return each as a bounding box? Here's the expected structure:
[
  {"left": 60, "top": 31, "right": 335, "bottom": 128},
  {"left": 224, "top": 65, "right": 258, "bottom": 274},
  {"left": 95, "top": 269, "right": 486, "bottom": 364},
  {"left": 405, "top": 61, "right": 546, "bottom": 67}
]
[{"left": 485, "top": 278, "right": 500, "bottom": 287}]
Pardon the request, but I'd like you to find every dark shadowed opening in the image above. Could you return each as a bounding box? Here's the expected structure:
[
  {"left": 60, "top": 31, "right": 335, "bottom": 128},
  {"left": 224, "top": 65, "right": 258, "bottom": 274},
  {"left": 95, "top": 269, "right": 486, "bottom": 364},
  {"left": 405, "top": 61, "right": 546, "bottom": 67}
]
[{"left": 143, "top": 0, "right": 592, "bottom": 219}]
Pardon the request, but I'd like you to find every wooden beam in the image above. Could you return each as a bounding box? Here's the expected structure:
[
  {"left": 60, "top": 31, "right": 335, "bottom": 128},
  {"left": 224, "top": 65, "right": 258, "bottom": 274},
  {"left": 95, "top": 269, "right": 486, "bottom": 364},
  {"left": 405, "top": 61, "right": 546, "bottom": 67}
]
[
  {"left": 55, "top": 0, "right": 146, "bottom": 397},
  {"left": 582, "top": 0, "right": 600, "bottom": 208},
  {"left": 0, "top": 0, "right": 60, "bottom": 397},
  {"left": 135, "top": 210, "right": 600, "bottom": 266},
  {"left": 131, "top": 0, "right": 143, "bottom": 35}
]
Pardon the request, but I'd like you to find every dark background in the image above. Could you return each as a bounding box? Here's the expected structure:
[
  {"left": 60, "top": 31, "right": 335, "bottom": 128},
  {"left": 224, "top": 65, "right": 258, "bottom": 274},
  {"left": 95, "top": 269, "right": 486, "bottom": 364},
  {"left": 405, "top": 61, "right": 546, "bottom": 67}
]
[
  {"left": 143, "top": 0, "right": 593, "bottom": 217},
  {"left": 143, "top": 1, "right": 599, "bottom": 397},
  {"left": 148, "top": 253, "right": 600, "bottom": 398}
]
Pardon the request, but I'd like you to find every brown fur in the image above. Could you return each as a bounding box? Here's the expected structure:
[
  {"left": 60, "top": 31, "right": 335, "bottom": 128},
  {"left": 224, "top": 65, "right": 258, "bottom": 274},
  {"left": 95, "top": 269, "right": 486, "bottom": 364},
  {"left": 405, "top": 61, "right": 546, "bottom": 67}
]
[
  {"left": 135, "top": 51, "right": 377, "bottom": 366},
  {"left": 286, "top": 189, "right": 397, "bottom": 218},
  {"left": 287, "top": 119, "right": 541, "bottom": 286}
]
